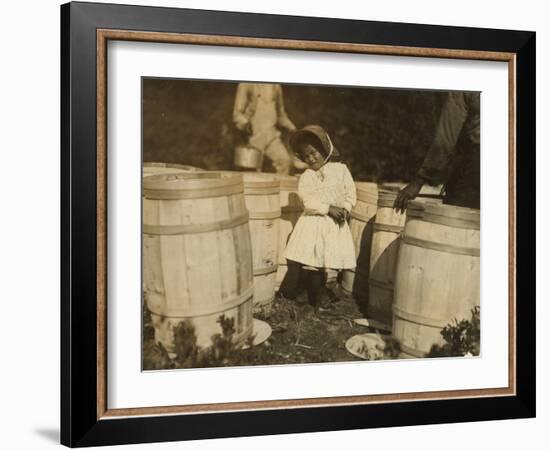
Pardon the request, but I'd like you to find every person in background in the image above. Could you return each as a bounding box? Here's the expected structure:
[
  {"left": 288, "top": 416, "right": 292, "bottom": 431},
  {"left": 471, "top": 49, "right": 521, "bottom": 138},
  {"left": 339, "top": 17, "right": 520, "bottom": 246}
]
[
  {"left": 280, "top": 125, "right": 357, "bottom": 310},
  {"left": 394, "top": 91, "right": 480, "bottom": 212},
  {"left": 233, "top": 82, "right": 308, "bottom": 174}
]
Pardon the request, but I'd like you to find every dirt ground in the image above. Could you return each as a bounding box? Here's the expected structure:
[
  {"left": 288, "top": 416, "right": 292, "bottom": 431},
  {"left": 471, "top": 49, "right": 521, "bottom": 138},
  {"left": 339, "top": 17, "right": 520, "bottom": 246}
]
[
  {"left": 143, "top": 284, "right": 402, "bottom": 370},
  {"left": 245, "top": 288, "right": 382, "bottom": 365}
]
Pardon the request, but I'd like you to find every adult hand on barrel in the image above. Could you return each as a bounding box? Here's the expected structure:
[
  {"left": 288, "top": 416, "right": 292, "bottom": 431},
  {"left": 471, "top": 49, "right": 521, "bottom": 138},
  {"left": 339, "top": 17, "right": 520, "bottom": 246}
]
[{"left": 394, "top": 178, "right": 424, "bottom": 214}]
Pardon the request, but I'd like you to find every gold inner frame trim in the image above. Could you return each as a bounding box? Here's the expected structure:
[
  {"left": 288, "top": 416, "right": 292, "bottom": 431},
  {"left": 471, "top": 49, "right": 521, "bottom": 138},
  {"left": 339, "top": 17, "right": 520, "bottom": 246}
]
[{"left": 96, "top": 28, "right": 517, "bottom": 420}]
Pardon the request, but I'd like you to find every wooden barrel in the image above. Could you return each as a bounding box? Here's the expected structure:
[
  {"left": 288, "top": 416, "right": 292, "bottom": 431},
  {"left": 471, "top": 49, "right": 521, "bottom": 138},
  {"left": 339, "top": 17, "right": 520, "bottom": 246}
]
[
  {"left": 142, "top": 172, "right": 254, "bottom": 351},
  {"left": 367, "top": 185, "right": 407, "bottom": 326},
  {"left": 240, "top": 173, "right": 281, "bottom": 308},
  {"left": 366, "top": 184, "right": 444, "bottom": 328},
  {"left": 143, "top": 161, "right": 202, "bottom": 176},
  {"left": 341, "top": 182, "right": 378, "bottom": 295},
  {"left": 393, "top": 201, "right": 480, "bottom": 357},
  {"left": 275, "top": 175, "right": 304, "bottom": 288}
]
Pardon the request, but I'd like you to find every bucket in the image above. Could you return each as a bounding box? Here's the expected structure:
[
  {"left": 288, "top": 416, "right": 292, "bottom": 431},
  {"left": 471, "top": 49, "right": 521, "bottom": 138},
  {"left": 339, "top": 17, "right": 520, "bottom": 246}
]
[{"left": 234, "top": 145, "right": 263, "bottom": 170}]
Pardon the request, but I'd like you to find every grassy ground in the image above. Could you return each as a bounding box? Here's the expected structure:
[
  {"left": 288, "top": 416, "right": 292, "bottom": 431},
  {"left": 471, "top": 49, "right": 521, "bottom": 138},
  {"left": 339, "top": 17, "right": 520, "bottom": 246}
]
[
  {"left": 244, "top": 288, "right": 373, "bottom": 366},
  {"left": 143, "top": 285, "right": 399, "bottom": 370}
]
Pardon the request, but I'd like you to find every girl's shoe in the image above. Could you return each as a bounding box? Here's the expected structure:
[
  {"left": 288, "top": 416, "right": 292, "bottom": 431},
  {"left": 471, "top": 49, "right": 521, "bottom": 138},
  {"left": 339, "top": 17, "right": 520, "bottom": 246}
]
[
  {"left": 316, "top": 294, "right": 334, "bottom": 311},
  {"left": 307, "top": 270, "right": 333, "bottom": 310}
]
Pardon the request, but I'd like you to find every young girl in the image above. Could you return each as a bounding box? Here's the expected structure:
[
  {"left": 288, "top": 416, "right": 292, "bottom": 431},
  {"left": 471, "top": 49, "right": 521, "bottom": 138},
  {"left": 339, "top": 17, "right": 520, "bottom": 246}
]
[{"left": 281, "top": 125, "right": 357, "bottom": 309}]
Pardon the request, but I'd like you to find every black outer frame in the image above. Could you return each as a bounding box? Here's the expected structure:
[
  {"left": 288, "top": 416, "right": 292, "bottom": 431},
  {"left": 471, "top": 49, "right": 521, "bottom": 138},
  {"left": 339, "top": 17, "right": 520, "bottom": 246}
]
[{"left": 60, "top": 1, "right": 535, "bottom": 447}]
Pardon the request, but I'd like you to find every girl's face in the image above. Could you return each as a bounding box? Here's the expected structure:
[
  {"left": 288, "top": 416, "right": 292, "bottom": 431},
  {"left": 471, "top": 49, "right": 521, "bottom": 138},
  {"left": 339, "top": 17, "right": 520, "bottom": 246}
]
[{"left": 301, "top": 145, "right": 325, "bottom": 170}]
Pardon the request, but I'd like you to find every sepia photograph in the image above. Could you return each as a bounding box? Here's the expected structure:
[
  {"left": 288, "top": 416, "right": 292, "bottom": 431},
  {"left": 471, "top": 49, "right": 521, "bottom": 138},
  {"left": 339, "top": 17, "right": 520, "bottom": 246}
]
[
  {"left": 141, "top": 78, "right": 481, "bottom": 370},
  {"left": 58, "top": 2, "right": 535, "bottom": 445}
]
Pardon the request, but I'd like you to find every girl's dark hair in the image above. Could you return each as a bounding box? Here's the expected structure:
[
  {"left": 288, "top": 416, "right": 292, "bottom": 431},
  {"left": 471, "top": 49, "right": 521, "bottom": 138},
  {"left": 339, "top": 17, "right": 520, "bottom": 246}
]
[
  {"left": 290, "top": 125, "right": 344, "bottom": 164},
  {"left": 294, "top": 135, "right": 344, "bottom": 164},
  {"left": 294, "top": 133, "right": 326, "bottom": 161}
]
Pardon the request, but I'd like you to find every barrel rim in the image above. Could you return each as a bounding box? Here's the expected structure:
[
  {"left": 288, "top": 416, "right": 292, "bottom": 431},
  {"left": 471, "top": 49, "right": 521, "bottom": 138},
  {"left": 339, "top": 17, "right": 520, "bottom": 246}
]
[
  {"left": 218, "top": 171, "right": 282, "bottom": 192},
  {"left": 378, "top": 183, "right": 402, "bottom": 193},
  {"left": 380, "top": 182, "right": 443, "bottom": 198},
  {"left": 408, "top": 200, "right": 480, "bottom": 223},
  {"left": 143, "top": 162, "right": 202, "bottom": 171},
  {"left": 275, "top": 174, "right": 300, "bottom": 190},
  {"left": 143, "top": 171, "right": 243, "bottom": 191},
  {"left": 143, "top": 212, "right": 250, "bottom": 235}
]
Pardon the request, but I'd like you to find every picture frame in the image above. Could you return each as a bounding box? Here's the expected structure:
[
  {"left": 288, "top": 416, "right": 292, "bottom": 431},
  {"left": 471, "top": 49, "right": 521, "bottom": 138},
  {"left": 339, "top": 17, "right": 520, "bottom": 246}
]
[{"left": 60, "top": 1, "right": 535, "bottom": 447}]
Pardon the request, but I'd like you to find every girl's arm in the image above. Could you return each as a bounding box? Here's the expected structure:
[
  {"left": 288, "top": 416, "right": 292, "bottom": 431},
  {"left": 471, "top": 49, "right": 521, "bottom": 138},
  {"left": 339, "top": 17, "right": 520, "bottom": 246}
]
[
  {"left": 342, "top": 165, "right": 357, "bottom": 213},
  {"left": 298, "top": 171, "right": 330, "bottom": 215}
]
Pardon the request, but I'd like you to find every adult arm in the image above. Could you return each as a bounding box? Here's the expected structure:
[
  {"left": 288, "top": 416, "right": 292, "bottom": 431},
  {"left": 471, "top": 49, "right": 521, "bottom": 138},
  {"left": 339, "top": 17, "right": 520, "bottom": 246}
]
[
  {"left": 417, "top": 91, "right": 469, "bottom": 185},
  {"left": 394, "top": 92, "right": 468, "bottom": 213},
  {"left": 232, "top": 83, "right": 252, "bottom": 131}
]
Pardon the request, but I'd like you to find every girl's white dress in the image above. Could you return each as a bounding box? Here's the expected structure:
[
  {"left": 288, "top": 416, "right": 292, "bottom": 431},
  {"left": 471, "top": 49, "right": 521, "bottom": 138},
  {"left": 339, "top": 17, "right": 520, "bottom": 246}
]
[{"left": 284, "top": 162, "right": 357, "bottom": 269}]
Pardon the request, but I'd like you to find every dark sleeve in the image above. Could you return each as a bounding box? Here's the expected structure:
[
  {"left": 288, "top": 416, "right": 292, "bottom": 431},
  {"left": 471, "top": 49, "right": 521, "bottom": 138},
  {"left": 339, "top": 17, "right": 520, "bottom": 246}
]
[{"left": 417, "top": 92, "right": 469, "bottom": 185}]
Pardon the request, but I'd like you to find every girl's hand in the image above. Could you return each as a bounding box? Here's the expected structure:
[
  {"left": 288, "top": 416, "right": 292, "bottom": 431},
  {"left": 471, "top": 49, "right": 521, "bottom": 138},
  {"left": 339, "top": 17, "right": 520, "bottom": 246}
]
[
  {"left": 343, "top": 209, "right": 350, "bottom": 222},
  {"left": 328, "top": 206, "right": 346, "bottom": 225}
]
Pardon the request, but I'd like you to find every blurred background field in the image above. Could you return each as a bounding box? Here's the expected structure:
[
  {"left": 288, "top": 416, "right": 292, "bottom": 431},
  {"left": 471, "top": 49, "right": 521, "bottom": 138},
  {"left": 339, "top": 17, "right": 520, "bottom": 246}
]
[{"left": 143, "top": 78, "right": 450, "bottom": 181}]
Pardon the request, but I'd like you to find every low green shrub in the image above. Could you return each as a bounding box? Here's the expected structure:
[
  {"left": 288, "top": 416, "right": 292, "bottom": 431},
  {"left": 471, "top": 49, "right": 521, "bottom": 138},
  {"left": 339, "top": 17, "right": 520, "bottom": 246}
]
[{"left": 427, "top": 306, "right": 480, "bottom": 357}]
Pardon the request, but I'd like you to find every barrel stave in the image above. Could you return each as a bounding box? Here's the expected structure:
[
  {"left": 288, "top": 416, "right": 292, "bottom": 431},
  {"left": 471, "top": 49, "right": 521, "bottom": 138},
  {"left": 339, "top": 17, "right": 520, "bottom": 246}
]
[
  {"left": 367, "top": 188, "right": 406, "bottom": 325},
  {"left": 240, "top": 173, "right": 281, "bottom": 308},
  {"left": 342, "top": 182, "right": 378, "bottom": 295},
  {"left": 275, "top": 176, "right": 303, "bottom": 288}
]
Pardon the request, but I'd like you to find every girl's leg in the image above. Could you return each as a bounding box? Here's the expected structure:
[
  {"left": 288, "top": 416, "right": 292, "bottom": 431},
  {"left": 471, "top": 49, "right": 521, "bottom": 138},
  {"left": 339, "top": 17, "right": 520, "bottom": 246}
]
[
  {"left": 307, "top": 269, "right": 332, "bottom": 309},
  {"left": 321, "top": 270, "right": 340, "bottom": 303},
  {"left": 279, "top": 260, "right": 304, "bottom": 300}
]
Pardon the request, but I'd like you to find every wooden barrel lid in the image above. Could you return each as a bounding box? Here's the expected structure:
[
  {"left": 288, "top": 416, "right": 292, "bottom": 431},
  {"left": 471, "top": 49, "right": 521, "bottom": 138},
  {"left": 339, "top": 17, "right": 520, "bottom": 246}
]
[
  {"left": 407, "top": 200, "right": 480, "bottom": 229},
  {"left": 143, "top": 162, "right": 202, "bottom": 174},
  {"left": 143, "top": 171, "right": 244, "bottom": 200},
  {"left": 380, "top": 182, "right": 443, "bottom": 198}
]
